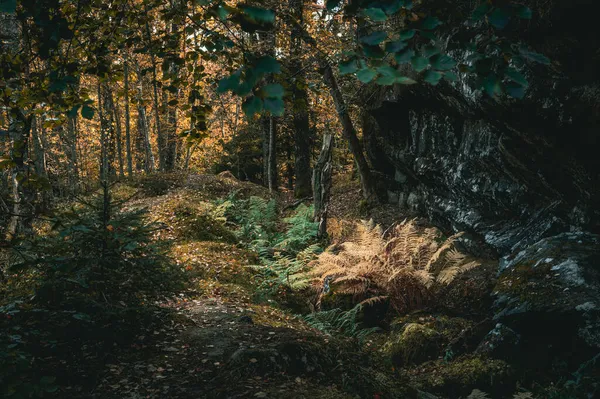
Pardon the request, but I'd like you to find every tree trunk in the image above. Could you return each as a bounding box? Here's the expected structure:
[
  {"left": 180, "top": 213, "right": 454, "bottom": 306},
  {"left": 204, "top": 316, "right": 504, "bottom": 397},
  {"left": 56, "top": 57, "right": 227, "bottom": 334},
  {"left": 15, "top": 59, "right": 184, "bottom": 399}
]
[
  {"left": 67, "top": 115, "right": 80, "bottom": 194},
  {"left": 259, "top": 30, "right": 278, "bottom": 191},
  {"left": 288, "top": 0, "right": 312, "bottom": 198},
  {"left": 135, "top": 67, "right": 155, "bottom": 173},
  {"left": 98, "top": 81, "right": 117, "bottom": 181},
  {"left": 321, "top": 64, "right": 376, "bottom": 200},
  {"left": 110, "top": 88, "right": 125, "bottom": 177},
  {"left": 267, "top": 116, "right": 277, "bottom": 192},
  {"left": 287, "top": 18, "right": 377, "bottom": 201},
  {"left": 313, "top": 133, "right": 333, "bottom": 238},
  {"left": 123, "top": 50, "right": 134, "bottom": 176},
  {"left": 144, "top": 14, "right": 165, "bottom": 171},
  {"left": 2, "top": 13, "right": 34, "bottom": 239}
]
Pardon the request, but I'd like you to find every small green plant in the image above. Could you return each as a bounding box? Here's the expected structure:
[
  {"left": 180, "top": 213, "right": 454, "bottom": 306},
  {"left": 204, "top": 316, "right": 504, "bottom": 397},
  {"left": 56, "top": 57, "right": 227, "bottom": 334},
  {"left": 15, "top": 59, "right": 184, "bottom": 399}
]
[
  {"left": 7, "top": 187, "right": 183, "bottom": 308},
  {"left": 303, "top": 303, "right": 379, "bottom": 343}
]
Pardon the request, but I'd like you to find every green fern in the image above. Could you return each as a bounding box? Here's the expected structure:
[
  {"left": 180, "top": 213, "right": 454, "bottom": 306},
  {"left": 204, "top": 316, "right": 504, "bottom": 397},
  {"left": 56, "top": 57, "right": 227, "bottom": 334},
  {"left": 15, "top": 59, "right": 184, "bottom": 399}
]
[
  {"left": 274, "top": 204, "right": 319, "bottom": 255},
  {"left": 303, "top": 303, "right": 379, "bottom": 343}
]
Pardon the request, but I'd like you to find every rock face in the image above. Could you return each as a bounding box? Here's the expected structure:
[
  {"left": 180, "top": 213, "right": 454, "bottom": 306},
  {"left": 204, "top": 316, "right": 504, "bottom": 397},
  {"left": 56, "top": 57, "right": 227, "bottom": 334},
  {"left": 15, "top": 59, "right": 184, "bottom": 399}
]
[
  {"left": 491, "top": 232, "right": 600, "bottom": 369},
  {"left": 363, "top": 2, "right": 600, "bottom": 257}
]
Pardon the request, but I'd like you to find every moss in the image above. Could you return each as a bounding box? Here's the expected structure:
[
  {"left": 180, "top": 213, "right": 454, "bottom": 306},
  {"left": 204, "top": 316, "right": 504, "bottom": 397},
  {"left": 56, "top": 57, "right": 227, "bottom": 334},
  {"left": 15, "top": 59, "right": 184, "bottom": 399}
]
[
  {"left": 410, "top": 356, "right": 513, "bottom": 397},
  {"left": 384, "top": 323, "right": 442, "bottom": 366}
]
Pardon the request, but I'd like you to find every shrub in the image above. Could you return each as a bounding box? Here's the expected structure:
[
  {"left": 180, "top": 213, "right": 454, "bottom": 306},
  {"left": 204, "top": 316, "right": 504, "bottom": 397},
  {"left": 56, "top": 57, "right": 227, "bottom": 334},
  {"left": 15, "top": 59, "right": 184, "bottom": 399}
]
[{"left": 6, "top": 189, "right": 183, "bottom": 308}]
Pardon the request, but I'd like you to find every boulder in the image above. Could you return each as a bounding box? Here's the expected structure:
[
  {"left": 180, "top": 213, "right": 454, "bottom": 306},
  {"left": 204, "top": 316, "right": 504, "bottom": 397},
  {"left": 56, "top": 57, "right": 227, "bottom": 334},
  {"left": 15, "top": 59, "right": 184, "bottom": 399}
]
[
  {"left": 384, "top": 323, "right": 442, "bottom": 366},
  {"left": 492, "top": 232, "right": 600, "bottom": 370},
  {"left": 475, "top": 323, "right": 520, "bottom": 361}
]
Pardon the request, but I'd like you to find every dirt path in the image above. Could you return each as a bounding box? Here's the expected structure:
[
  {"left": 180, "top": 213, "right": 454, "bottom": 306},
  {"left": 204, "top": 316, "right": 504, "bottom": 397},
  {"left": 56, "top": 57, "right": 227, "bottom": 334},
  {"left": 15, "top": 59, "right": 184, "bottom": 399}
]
[{"left": 91, "top": 186, "right": 364, "bottom": 399}]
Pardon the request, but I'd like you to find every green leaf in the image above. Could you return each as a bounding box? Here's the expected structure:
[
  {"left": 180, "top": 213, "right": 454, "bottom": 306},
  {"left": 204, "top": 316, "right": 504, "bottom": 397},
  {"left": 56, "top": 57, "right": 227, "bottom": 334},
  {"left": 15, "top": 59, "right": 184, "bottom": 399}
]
[
  {"left": 254, "top": 56, "right": 281, "bottom": 74},
  {"left": 443, "top": 71, "right": 458, "bottom": 82},
  {"left": 421, "top": 16, "right": 441, "bottom": 30},
  {"left": 505, "top": 82, "right": 526, "bottom": 99},
  {"left": 505, "top": 67, "right": 528, "bottom": 86},
  {"left": 515, "top": 5, "right": 532, "bottom": 19},
  {"left": 356, "top": 68, "right": 377, "bottom": 83},
  {"left": 363, "top": 8, "right": 387, "bottom": 21},
  {"left": 264, "top": 97, "right": 285, "bottom": 116},
  {"left": 383, "top": 0, "right": 405, "bottom": 14},
  {"left": 217, "top": 71, "right": 241, "bottom": 93},
  {"left": 411, "top": 55, "right": 429, "bottom": 72},
  {"left": 489, "top": 7, "right": 510, "bottom": 29},
  {"left": 0, "top": 0, "right": 16, "bottom": 13},
  {"left": 360, "top": 31, "right": 387, "bottom": 45},
  {"left": 430, "top": 54, "right": 457, "bottom": 71},
  {"left": 376, "top": 75, "right": 396, "bottom": 86},
  {"left": 362, "top": 45, "right": 385, "bottom": 59},
  {"left": 419, "top": 31, "right": 437, "bottom": 43},
  {"left": 339, "top": 59, "right": 359, "bottom": 75},
  {"left": 239, "top": 5, "right": 275, "bottom": 24},
  {"left": 423, "top": 70, "right": 443, "bottom": 85},
  {"left": 376, "top": 65, "right": 398, "bottom": 77},
  {"left": 262, "top": 83, "right": 284, "bottom": 98},
  {"left": 395, "top": 49, "right": 414, "bottom": 64},
  {"left": 81, "top": 105, "right": 95, "bottom": 120},
  {"left": 422, "top": 45, "right": 441, "bottom": 58},
  {"left": 242, "top": 96, "right": 263, "bottom": 118},
  {"left": 482, "top": 74, "right": 502, "bottom": 97},
  {"left": 385, "top": 40, "right": 408, "bottom": 53},
  {"left": 396, "top": 76, "right": 417, "bottom": 85},
  {"left": 518, "top": 46, "right": 550, "bottom": 65},
  {"left": 471, "top": 2, "right": 492, "bottom": 21},
  {"left": 399, "top": 29, "right": 415, "bottom": 40}
]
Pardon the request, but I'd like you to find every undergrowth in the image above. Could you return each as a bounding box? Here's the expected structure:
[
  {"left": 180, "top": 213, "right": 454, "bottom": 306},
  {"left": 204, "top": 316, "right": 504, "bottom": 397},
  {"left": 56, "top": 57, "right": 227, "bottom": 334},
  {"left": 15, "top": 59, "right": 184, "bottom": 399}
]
[
  {"left": 308, "top": 219, "right": 482, "bottom": 313},
  {"left": 0, "top": 187, "right": 184, "bottom": 398}
]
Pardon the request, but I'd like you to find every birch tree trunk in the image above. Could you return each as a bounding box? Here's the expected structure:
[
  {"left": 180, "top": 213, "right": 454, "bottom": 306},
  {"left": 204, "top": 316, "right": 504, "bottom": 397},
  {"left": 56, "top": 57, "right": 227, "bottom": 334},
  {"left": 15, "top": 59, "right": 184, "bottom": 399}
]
[
  {"left": 144, "top": 14, "right": 165, "bottom": 171},
  {"left": 111, "top": 89, "right": 125, "bottom": 177},
  {"left": 313, "top": 133, "right": 333, "bottom": 238},
  {"left": 135, "top": 67, "right": 155, "bottom": 173}
]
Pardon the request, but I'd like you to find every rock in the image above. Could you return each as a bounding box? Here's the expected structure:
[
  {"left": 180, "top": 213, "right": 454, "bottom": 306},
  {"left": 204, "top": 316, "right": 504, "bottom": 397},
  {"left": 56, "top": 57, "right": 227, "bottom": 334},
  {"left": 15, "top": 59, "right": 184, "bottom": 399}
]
[
  {"left": 475, "top": 323, "right": 520, "bottom": 361},
  {"left": 492, "top": 232, "right": 600, "bottom": 370},
  {"left": 384, "top": 323, "right": 442, "bottom": 366},
  {"left": 410, "top": 356, "right": 513, "bottom": 399},
  {"left": 360, "top": 1, "right": 600, "bottom": 257}
]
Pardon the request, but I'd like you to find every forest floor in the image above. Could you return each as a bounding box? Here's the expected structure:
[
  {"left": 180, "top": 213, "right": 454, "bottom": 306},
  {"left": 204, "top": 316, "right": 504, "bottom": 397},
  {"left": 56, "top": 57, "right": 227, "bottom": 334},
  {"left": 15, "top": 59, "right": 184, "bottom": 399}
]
[
  {"left": 84, "top": 174, "right": 401, "bottom": 398},
  {"left": 1, "top": 173, "right": 515, "bottom": 399}
]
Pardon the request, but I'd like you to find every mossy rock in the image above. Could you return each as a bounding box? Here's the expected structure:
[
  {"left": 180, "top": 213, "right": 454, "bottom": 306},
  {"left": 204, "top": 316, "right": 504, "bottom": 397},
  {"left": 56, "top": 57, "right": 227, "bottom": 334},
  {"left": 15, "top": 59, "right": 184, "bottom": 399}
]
[
  {"left": 384, "top": 323, "right": 442, "bottom": 366},
  {"left": 411, "top": 356, "right": 513, "bottom": 398}
]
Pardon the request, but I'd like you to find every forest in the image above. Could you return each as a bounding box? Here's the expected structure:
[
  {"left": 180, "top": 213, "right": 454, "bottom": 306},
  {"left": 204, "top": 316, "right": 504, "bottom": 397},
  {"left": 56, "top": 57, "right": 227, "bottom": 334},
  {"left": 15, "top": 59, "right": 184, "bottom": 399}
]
[{"left": 1, "top": 0, "right": 599, "bottom": 398}]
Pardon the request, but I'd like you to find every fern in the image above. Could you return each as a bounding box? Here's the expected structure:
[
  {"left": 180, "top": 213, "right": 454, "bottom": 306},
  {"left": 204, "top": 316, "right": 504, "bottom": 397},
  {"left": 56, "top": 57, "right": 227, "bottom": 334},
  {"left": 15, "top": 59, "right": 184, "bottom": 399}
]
[
  {"left": 467, "top": 390, "right": 490, "bottom": 399},
  {"left": 274, "top": 204, "right": 319, "bottom": 255},
  {"left": 303, "top": 303, "right": 379, "bottom": 343},
  {"left": 306, "top": 219, "right": 482, "bottom": 313}
]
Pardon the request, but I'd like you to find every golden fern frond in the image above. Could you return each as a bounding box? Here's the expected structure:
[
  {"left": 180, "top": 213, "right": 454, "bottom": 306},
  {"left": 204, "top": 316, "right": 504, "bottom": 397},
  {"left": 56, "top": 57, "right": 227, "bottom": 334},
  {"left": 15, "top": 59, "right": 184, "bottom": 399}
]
[
  {"left": 333, "top": 275, "right": 371, "bottom": 285},
  {"left": 467, "top": 390, "right": 490, "bottom": 399},
  {"left": 436, "top": 260, "right": 481, "bottom": 285},
  {"left": 412, "top": 269, "right": 435, "bottom": 288},
  {"left": 512, "top": 392, "right": 534, "bottom": 399},
  {"left": 358, "top": 295, "right": 388, "bottom": 307},
  {"left": 424, "top": 232, "right": 464, "bottom": 271}
]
